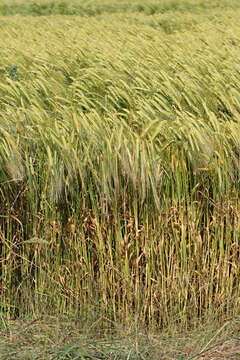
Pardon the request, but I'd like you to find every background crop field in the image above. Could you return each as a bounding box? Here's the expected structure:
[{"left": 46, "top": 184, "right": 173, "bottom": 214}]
[{"left": 1, "top": 1, "right": 240, "bottom": 357}]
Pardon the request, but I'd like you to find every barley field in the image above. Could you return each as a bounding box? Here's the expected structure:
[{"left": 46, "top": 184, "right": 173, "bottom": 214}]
[{"left": 1, "top": 0, "right": 240, "bottom": 338}]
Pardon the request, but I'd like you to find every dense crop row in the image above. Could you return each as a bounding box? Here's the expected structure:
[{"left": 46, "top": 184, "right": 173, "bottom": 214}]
[{"left": 1, "top": 3, "right": 240, "bottom": 330}]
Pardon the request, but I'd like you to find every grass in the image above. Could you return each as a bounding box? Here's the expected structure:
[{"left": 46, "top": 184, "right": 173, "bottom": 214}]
[
  {"left": 0, "top": 0, "right": 240, "bottom": 17},
  {"left": 0, "top": 316, "right": 240, "bottom": 359},
  {"left": 1, "top": 0, "right": 240, "bottom": 352}
]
